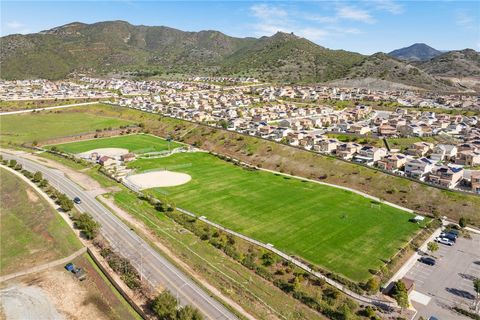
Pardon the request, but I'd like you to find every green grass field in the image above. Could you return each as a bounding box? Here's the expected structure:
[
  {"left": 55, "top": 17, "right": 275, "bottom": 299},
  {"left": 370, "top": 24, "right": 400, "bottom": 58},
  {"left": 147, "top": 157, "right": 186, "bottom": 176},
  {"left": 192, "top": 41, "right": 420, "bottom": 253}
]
[
  {"left": 53, "top": 134, "right": 182, "bottom": 154},
  {"left": 0, "top": 168, "right": 82, "bottom": 275},
  {"left": 128, "top": 152, "right": 423, "bottom": 282},
  {"left": 0, "top": 109, "right": 132, "bottom": 144}
]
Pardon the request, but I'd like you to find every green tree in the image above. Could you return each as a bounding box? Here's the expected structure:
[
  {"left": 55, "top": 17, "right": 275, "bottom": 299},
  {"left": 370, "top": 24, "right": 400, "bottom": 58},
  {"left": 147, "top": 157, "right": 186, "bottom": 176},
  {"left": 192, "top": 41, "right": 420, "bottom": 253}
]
[
  {"left": 14, "top": 163, "right": 22, "bottom": 171},
  {"left": 57, "top": 193, "right": 74, "bottom": 212},
  {"left": 8, "top": 159, "right": 17, "bottom": 168},
  {"left": 391, "top": 280, "right": 409, "bottom": 308},
  {"left": 427, "top": 241, "right": 439, "bottom": 255},
  {"left": 151, "top": 290, "right": 178, "bottom": 320},
  {"left": 459, "top": 217, "right": 467, "bottom": 228},
  {"left": 218, "top": 119, "right": 228, "bottom": 129},
  {"left": 39, "top": 179, "right": 48, "bottom": 188},
  {"left": 74, "top": 213, "right": 100, "bottom": 239},
  {"left": 177, "top": 305, "right": 203, "bottom": 320},
  {"left": 33, "top": 171, "right": 43, "bottom": 182},
  {"left": 365, "top": 277, "right": 380, "bottom": 294}
]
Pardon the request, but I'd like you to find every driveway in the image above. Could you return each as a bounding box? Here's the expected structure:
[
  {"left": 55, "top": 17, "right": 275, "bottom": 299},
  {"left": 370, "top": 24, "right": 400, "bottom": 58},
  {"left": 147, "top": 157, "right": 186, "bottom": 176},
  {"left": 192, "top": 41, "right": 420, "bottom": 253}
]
[{"left": 407, "top": 233, "right": 480, "bottom": 319}]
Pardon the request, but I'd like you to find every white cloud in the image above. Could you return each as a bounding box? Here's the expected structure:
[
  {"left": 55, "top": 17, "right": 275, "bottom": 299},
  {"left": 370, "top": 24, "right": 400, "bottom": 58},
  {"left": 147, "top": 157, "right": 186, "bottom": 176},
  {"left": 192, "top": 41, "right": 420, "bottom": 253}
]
[
  {"left": 297, "top": 27, "right": 329, "bottom": 41},
  {"left": 6, "top": 21, "right": 24, "bottom": 29},
  {"left": 367, "top": 0, "right": 404, "bottom": 14},
  {"left": 337, "top": 5, "right": 375, "bottom": 24},
  {"left": 251, "top": 4, "right": 287, "bottom": 21},
  {"left": 455, "top": 10, "right": 476, "bottom": 30}
]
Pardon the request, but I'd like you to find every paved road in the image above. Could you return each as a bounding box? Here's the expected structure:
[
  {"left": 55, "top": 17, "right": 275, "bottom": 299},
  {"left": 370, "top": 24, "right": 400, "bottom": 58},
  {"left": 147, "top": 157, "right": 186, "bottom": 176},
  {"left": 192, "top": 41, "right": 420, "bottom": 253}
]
[{"left": 1, "top": 152, "right": 237, "bottom": 320}]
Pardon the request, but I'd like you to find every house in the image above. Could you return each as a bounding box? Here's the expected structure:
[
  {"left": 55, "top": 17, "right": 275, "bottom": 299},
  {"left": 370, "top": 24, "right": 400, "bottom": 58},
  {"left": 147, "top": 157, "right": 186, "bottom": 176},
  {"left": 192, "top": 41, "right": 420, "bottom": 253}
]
[
  {"left": 121, "top": 153, "right": 136, "bottom": 162},
  {"left": 428, "top": 166, "right": 464, "bottom": 188},
  {"left": 407, "top": 142, "right": 434, "bottom": 157},
  {"left": 471, "top": 172, "right": 480, "bottom": 194},
  {"left": 405, "top": 157, "right": 435, "bottom": 179},
  {"left": 378, "top": 124, "right": 397, "bottom": 136},
  {"left": 336, "top": 142, "right": 361, "bottom": 160},
  {"left": 430, "top": 144, "right": 457, "bottom": 162},
  {"left": 350, "top": 123, "right": 371, "bottom": 135},
  {"left": 98, "top": 156, "right": 116, "bottom": 167},
  {"left": 354, "top": 146, "right": 387, "bottom": 164},
  {"left": 315, "top": 139, "right": 338, "bottom": 153},
  {"left": 455, "top": 150, "right": 480, "bottom": 166},
  {"left": 377, "top": 153, "right": 408, "bottom": 171}
]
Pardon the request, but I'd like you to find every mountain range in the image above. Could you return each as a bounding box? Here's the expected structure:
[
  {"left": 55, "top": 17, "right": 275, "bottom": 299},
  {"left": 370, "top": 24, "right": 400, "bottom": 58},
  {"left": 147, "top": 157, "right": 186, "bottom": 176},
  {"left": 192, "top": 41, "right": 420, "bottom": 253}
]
[{"left": 1, "top": 20, "right": 479, "bottom": 92}]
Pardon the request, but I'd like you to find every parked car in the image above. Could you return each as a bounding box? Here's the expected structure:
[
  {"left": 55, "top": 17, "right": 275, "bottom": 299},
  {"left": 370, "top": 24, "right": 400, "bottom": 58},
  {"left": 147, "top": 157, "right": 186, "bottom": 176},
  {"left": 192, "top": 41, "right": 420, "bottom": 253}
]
[
  {"left": 73, "top": 197, "right": 82, "bottom": 204},
  {"left": 435, "top": 237, "right": 454, "bottom": 246},
  {"left": 440, "top": 232, "right": 456, "bottom": 242},
  {"left": 419, "top": 256, "right": 436, "bottom": 266}
]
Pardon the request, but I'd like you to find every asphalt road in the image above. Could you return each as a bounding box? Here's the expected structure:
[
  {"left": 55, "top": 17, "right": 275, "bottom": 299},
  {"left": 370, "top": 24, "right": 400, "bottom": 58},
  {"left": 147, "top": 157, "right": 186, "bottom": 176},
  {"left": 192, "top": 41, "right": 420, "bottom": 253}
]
[{"left": 1, "top": 152, "right": 237, "bottom": 320}]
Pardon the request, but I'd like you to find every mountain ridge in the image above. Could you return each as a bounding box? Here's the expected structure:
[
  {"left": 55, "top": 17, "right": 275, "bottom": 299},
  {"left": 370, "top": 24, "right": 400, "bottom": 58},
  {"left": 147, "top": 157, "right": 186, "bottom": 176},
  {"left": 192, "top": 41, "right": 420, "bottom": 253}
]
[{"left": 1, "top": 21, "right": 479, "bottom": 92}]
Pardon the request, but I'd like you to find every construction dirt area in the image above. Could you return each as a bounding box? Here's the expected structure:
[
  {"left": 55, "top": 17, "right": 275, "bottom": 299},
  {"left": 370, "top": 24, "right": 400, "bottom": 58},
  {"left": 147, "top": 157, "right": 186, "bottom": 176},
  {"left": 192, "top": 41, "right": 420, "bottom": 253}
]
[
  {"left": 125, "top": 170, "right": 191, "bottom": 189},
  {"left": 0, "top": 255, "right": 137, "bottom": 320},
  {"left": 77, "top": 148, "right": 129, "bottom": 159}
]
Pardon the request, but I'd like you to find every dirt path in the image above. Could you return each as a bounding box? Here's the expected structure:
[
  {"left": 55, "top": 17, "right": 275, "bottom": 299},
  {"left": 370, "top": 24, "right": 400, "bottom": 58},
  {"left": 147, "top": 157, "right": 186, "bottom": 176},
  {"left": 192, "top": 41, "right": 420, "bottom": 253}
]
[{"left": 98, "top": 196, "right": 258, "bottom": 320}]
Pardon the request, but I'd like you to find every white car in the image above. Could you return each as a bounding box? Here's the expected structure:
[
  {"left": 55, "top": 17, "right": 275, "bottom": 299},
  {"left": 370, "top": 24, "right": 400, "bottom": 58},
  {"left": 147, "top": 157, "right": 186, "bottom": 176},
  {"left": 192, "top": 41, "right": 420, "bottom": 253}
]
[{"left": 435, "top": 237, "right": 454, "bottom": 246}]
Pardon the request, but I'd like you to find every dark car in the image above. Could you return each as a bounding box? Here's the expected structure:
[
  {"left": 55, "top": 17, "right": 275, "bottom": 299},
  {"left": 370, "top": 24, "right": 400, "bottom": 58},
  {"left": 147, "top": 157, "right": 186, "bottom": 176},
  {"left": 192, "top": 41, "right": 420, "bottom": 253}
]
[
  {"left": 440, "top": 232, "right": 457, "bottom": 242},
  {"left": 73, "top": 197, "right": 81, "bottom": 204},
  {"left": 419, "top": 256, "right": 436, "bottom": 266}
]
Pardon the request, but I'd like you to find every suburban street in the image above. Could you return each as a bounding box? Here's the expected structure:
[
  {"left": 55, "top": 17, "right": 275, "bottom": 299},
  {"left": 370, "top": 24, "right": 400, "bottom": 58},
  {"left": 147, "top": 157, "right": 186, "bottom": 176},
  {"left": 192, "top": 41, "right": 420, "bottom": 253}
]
[{"left": 0, "top": 151, "right": 238, "bottom": 320}]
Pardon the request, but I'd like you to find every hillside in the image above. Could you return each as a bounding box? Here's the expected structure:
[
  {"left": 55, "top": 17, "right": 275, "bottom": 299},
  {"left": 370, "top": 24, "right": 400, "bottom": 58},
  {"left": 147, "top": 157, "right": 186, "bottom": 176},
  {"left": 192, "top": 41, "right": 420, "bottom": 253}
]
[
  {"left": 417, "top": 49, "right": 480, "bottom": 77},
  {"left": 0, "top": 20, "right": 255, "bottom": 79},
  {"left": 344, "top": 53, "right": 455, "bottom": 90},
  {"left": 220, "top": 32, "right": 365, "bottom": 82},
  {"left": 388, "top": 43, "right": 442, "bottom": 61}
]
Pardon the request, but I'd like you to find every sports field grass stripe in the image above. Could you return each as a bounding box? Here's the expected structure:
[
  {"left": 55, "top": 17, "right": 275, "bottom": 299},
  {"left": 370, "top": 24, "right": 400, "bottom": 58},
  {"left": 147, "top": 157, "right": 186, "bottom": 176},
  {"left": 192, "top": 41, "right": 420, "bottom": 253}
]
[{"left": 128, "top": 152, "right": 423, "bottom": 282}]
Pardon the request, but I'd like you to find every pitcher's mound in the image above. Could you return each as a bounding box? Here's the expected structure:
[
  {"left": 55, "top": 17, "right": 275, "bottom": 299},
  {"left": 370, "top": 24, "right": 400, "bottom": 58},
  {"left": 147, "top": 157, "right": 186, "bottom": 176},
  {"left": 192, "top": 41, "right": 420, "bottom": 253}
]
[{"left": 126, "top": 171, "right": 191, "bottom": 189}]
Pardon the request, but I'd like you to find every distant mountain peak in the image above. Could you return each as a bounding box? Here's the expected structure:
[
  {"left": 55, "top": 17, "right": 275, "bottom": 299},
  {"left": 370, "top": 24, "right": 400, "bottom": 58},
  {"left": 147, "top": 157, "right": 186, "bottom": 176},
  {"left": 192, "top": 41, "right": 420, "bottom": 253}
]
[{"left": 388, "top": 43, "right": 442, "bottom": 61}]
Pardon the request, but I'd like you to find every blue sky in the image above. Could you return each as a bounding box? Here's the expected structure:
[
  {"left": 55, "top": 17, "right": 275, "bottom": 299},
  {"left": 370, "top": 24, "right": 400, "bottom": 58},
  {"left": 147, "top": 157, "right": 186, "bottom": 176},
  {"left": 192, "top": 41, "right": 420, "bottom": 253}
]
[{"left": 1, "top": 1, "right": 479, "bottom": 54}]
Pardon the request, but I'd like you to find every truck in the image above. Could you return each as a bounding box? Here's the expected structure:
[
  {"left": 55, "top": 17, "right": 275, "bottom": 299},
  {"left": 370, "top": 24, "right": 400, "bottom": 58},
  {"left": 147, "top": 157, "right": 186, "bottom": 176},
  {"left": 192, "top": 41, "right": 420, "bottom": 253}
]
[{"left": 64, "top": 262, "right": 87, "bottom": 281}]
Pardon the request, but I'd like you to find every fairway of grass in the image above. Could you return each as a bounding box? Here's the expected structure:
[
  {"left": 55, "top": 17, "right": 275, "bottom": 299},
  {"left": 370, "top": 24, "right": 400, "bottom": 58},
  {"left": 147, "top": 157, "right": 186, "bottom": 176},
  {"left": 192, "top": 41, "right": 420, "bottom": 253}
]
[
  {"left": 128, "top": 152, "right": 423, "bottom": 282},
  {"left": 0, "top": 168, "right": 82, "bottom": 275},
  {"left": 0, "top": 109, "right": 132, "bottom": 144},
  {"left": 53, "top": 134, "right": 182, "bottom": 154}
]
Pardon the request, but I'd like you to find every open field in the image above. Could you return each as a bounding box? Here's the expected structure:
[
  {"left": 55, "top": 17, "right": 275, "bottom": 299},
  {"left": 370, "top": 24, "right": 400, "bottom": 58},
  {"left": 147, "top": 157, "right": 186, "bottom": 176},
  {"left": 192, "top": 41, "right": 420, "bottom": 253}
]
[
  {"left": 0, "top": 107, "right": 132, "bottom": 145},
  {"left": 0, "top": 98, "right": 111, "bottom": 112},
  {"left": 0, "top": 168, "right": 82, "bottom": 275},
  {"left": 53, "top": 134, "right": 181, "bottom": 154},
  {"left": 128, "top": 152, "right": 423, "bottom": 282},
  {"left": 0, "top": 254, "right": 139, "bottom": 320}
]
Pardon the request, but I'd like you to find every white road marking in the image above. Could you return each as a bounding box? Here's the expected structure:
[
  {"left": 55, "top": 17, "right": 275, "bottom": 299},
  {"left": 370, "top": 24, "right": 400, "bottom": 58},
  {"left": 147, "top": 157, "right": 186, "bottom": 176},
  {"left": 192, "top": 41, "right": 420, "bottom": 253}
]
[{"left": 410, "top": 290, "right": 431, "bottom": 305}]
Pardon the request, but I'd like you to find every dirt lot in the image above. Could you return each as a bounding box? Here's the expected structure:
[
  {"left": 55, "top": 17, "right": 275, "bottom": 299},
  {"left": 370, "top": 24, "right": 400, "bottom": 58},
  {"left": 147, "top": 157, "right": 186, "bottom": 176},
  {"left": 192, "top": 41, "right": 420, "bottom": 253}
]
[{"left": 0, "top": 255, "right": 137, "bottom": 320}]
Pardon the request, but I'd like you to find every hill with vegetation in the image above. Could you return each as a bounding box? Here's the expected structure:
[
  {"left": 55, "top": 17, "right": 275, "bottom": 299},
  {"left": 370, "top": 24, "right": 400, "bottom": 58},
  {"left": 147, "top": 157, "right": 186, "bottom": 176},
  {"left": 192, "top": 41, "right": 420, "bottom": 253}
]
[
  {"left": 388, "top": 43, "right": 442, "bottom": 61},
  {"left": 0, "top": 20, "right": 476, "bottom": 91},
  {"left": 417, "top": 49, "right": 480, "bottom": 77}
]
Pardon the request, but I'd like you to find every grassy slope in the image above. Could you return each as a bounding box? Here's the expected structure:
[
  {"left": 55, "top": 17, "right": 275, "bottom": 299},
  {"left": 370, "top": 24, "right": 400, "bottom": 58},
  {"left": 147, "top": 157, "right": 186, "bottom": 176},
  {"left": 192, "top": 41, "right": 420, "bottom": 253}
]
[
  {"left": 0, "top": 168, "right": 81, "bottom": 275},
  {"left": 129, "top": 152, "right": 421, "bottom": 282},
  {"left": 0, "top": 108, "right": 132, "bottom": 145},
  {"left": 54, "top": 134, "right": 181, "bottom": 154}
]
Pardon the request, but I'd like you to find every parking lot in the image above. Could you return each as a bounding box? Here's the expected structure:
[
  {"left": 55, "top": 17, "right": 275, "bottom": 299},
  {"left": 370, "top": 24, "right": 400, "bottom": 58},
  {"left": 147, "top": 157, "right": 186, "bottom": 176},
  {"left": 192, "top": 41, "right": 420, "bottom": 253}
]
[{"left": 407, "top": 232, "right": 480, "bottom": 319}]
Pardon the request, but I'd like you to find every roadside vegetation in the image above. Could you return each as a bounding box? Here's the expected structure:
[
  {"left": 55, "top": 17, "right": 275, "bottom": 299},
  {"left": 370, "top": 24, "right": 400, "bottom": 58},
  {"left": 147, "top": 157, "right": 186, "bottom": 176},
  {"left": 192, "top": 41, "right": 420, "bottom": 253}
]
[{"left": 0, "top": 166, "right": 81, "bottom": 275}]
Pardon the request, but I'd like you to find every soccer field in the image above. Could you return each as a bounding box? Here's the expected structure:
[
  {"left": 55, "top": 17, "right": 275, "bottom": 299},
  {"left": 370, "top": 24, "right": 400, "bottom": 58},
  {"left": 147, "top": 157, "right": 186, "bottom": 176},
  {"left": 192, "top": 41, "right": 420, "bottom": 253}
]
[
  {"left": 129, "top": 152, "right": 423, "bottom": 282},
  {"left": 54, "top": 134, "right": 182, "bottom": 154}
]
